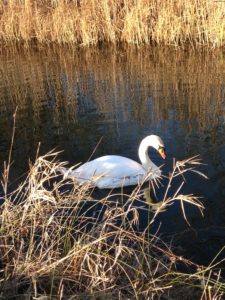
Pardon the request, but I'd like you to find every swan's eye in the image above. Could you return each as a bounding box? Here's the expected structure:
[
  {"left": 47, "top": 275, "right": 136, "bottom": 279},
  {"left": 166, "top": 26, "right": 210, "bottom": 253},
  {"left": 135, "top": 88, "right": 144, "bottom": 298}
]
[{"left": 158, "top": 146, "right": 165, "bottom": 151}]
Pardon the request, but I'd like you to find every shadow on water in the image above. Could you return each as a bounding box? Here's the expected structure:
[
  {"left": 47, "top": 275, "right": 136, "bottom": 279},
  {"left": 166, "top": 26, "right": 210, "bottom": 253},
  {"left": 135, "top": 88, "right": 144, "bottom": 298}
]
[{"left": 0, "top": 46, "right": 225, "bottom": 268}]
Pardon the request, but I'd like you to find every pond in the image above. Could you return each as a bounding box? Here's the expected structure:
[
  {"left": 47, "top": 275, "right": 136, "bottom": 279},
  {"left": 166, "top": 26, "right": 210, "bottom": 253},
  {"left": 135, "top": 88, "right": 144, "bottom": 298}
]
[{"left": 0, "top": 46, "right": 225, "bottom": 266}]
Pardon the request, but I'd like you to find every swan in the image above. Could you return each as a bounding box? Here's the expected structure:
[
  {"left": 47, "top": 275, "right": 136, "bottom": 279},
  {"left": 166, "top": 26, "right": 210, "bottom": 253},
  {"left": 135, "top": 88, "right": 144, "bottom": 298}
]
[{"left": 57, "top": 135, "right": 166, "bottom": 189}]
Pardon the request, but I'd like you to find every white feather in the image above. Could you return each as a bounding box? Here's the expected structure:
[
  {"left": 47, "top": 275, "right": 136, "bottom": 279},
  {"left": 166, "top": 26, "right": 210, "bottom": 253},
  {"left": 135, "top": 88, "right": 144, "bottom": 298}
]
[{"left": 57, "top": 135, "right": 165, "bottom": 189}]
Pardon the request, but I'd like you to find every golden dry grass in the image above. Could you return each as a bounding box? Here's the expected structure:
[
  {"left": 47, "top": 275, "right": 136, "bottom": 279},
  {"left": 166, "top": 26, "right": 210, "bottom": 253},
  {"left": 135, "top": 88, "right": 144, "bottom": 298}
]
[
  {"left": 0, "top": 0, "right": 224, "bottom": 47},
  {"left": 0, "top": 148, "right": 225, "bottom": 299}
]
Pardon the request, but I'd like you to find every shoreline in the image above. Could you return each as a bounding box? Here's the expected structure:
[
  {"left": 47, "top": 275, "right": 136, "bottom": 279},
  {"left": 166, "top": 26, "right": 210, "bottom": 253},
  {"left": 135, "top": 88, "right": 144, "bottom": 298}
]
[{"left": 1, "top": 151, "right": 224, "bottom": 299}]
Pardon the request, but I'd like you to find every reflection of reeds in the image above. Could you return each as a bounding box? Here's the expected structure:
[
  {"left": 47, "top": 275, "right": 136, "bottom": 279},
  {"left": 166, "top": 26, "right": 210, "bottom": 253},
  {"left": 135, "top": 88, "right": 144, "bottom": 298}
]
[
  {"left": 0, "top": 47, "right": 224, "bottom": 133},
  {"left": 1, "top": 150, "right": 224, "bottom": 298},
  {"left": 0, "top": 47, "right": 224, "bottom": 175},
  {"left": 0, "top": 0, "right": 225, "bottom": 47}
]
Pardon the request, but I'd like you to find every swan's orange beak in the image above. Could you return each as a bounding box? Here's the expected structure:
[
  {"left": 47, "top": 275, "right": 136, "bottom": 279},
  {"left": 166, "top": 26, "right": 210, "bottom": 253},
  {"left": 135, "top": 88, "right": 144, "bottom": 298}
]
[{"left": 158, "top": 148, "right": 166, "bottom": 159}]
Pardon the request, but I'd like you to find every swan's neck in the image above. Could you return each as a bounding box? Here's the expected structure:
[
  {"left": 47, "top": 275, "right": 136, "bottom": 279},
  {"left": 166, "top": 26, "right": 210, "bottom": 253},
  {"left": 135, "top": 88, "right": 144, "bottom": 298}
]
[{"left": 138, "top": 142, "right": 155, "bottom": 170}]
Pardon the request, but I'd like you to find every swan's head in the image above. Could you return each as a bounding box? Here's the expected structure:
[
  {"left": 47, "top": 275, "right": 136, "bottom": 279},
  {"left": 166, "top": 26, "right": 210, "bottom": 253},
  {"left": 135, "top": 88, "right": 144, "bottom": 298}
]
[{"left": 140, "top": 135, "right": 166, "bottom": 159}]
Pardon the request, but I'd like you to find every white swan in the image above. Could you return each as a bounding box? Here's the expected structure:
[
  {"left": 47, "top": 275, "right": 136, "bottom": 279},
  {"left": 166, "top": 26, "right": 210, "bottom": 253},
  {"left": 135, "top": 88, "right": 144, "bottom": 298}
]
[{"left": 58, "top": 135, "right": 166, "bottom": 189}]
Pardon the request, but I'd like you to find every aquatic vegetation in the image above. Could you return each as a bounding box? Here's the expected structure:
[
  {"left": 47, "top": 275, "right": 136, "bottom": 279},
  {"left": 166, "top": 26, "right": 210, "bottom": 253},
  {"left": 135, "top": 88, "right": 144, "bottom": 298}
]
[
  {"left": 0, "top": 150, "right": 225, "bottom": 299},
  {"left": 0, "top": 0, "right": 224, "bottom": 47}
]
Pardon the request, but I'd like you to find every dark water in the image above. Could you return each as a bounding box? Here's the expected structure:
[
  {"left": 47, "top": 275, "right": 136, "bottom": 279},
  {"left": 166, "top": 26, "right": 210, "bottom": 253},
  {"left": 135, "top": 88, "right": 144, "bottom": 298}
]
[{"left": 0, "top": 47, "right": 225, "bottom": 265}]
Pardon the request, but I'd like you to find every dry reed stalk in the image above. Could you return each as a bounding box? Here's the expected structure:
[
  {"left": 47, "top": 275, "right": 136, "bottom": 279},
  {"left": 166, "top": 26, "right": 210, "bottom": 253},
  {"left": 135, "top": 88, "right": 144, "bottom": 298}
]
[
  {"left": 0, "top": 149, "right": 224, "bottom": 298},
  {"left": 0, "top": 0, "right": 224, "bottom": 47}
]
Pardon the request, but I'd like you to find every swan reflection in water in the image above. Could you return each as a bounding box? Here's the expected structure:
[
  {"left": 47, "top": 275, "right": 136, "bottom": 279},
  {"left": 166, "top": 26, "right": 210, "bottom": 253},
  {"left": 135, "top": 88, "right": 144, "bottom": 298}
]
[{"left": 143, "top": 187, "right": 166, "bottom": 212}]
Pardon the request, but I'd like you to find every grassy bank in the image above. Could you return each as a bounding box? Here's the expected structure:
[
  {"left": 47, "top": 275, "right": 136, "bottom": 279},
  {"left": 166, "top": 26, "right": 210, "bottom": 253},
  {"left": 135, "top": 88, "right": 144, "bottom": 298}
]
[
  {"left": 0, "top": 0, "right": 224, "bottom": 47},
  {"left": 0, "top": 151, "right": 225, "bottom": 299}
]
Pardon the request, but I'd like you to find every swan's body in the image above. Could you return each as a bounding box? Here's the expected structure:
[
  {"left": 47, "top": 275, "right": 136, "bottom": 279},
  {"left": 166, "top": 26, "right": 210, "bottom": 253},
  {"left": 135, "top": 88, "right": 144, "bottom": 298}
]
[{"left": 58, "top": 135, "right": 166, "bottom": 189}]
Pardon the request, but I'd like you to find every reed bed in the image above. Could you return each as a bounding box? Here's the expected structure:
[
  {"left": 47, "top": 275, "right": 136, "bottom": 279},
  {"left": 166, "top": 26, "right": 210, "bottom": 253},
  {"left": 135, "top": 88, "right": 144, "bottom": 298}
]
[
  {"left": 0, "top": 150, "right": 225, "bottom": 299},
  {"left": 0, "top": 0, "right": 224, "bottom": 47}
]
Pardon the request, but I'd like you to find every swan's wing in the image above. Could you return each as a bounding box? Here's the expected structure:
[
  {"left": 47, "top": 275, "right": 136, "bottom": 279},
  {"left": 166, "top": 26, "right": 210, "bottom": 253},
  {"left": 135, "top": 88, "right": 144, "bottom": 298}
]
[
  {"left": 61, "top": 155, "right": 161, "bottom": 188},
  {"left": 96, "top": 172, "right": 145, "bottom": 189},
  {"left": 71, "top": 155, "right": 146, "bottom": 180}
]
